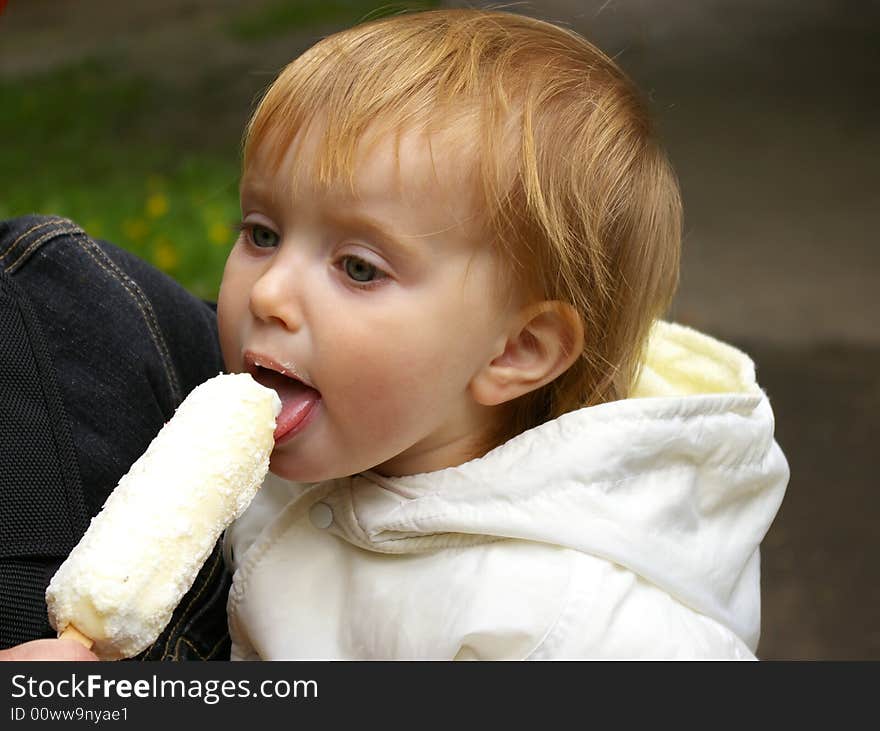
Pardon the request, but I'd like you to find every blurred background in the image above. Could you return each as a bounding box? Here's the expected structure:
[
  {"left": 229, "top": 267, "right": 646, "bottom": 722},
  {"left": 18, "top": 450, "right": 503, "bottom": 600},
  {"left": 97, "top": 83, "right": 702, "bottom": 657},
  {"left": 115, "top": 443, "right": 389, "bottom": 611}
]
[{"left": 1, "top": 0, "right": 877, "bottom": 659}]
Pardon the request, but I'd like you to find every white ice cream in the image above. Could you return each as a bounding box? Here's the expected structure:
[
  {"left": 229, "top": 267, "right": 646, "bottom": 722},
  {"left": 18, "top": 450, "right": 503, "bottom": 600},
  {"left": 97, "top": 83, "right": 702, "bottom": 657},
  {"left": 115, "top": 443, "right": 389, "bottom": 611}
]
[{"left": 46, "top": 373, "right": 280, "bottom": 660}]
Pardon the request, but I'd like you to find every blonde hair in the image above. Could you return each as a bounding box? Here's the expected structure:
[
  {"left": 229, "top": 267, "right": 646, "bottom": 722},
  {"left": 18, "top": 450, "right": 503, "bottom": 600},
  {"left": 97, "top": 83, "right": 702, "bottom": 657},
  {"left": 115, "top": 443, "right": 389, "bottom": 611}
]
[{"left": 243, "top": 8, "right": 681, "bottom": 446}]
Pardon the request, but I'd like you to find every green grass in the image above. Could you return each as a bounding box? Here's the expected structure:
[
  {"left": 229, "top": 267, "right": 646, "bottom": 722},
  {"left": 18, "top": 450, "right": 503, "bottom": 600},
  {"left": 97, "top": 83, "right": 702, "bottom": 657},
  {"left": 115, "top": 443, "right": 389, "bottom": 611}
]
[
  {"left": 1, "top": 1, "right": 443, "bottom": 300},
  {"left": 1, "top": 59, "right": 240, "bottom": 300},
  {"left": 227, "top": 0, "right": 441, "bottom": 40}
]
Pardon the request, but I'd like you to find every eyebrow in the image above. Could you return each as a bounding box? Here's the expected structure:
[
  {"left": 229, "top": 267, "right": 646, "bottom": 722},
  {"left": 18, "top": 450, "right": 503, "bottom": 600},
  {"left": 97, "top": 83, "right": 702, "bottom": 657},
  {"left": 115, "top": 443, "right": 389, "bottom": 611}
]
[
  {"left": 239, "top": 177, "right": 428, "bottom": 258},
  {"left": 321, "top": 208, "right": 424, "bottom": 259}
]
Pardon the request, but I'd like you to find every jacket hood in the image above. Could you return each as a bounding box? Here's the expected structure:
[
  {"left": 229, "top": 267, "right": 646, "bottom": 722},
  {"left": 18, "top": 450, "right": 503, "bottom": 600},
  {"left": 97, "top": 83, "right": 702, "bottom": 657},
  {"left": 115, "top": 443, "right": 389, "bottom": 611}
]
[{"left": 327, "top": 321, "right": 789, "bottom": 649}]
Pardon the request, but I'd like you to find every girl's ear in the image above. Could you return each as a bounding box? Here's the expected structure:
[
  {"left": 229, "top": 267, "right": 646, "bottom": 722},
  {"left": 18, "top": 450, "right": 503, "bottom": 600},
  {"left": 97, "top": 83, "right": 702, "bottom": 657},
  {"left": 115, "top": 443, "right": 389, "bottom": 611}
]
[{"left": 470, "top": 301, "right": 584, "bottom": 407}]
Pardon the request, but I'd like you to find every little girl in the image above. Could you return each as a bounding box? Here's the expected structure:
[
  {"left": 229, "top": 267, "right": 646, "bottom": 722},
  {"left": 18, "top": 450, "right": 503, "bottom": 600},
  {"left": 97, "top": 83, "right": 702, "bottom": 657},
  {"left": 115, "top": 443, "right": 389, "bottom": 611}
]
[{"left": 218, "top": 9, "right": 788, "bottom": 659}]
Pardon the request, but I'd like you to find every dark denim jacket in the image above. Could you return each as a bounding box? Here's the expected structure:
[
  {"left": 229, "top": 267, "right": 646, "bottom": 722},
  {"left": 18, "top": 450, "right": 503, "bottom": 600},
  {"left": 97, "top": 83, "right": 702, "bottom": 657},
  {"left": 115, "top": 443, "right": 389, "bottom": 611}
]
[{"left": 0, "top": 215, "right": 230, "bottom": 660}]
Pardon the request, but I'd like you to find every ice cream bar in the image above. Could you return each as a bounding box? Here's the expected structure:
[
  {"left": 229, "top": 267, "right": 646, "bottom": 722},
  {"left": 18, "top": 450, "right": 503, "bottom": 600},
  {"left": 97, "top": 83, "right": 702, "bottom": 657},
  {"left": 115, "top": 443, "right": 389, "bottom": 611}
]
[{"left": 46, "top": 373, "right": 280, "bottom": 660}]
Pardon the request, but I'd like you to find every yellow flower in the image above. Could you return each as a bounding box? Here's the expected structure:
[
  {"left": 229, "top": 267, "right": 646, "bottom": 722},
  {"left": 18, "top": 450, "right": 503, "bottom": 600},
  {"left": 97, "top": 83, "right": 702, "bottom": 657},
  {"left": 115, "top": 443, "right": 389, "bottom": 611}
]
[
  {"left": 146, "top": 193, "right": 169, "bottom": 219},
  {"left": 153, "top": 237, "right": 179, "bottom": 272},
  {"left": 208, "top": 221, "right": 231, "bottom": 246},
  {"left": 122, "top": 218, "right": 149, "bottom": 241}
]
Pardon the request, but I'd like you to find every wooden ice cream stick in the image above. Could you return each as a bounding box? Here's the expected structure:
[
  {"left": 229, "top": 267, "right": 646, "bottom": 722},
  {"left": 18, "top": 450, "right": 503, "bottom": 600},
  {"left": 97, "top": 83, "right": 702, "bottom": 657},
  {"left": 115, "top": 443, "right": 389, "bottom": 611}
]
[{"left": 59, "top": 624, "right": 94, "bottom": 650}]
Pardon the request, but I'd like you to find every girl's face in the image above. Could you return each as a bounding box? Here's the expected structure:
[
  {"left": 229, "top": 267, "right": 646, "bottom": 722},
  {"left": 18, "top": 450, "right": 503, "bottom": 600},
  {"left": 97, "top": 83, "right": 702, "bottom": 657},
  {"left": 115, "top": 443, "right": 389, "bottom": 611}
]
[{"left": 217, "top": 124, "right": 521, "bottom": 482}]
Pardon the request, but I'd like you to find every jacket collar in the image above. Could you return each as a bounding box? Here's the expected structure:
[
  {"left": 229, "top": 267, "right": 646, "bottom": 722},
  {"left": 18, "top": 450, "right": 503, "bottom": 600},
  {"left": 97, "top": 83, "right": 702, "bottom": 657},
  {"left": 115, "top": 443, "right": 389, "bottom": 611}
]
[{"left": 317, "top": 322, "right": 789, "bottom": 646}]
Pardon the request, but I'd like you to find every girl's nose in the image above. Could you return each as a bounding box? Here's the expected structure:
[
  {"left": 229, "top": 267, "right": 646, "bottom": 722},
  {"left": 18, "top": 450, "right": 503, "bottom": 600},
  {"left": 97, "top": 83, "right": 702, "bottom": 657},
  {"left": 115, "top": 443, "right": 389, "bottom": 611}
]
[{"left": 248, "top": 260, "right": 303, "bottom": 332}]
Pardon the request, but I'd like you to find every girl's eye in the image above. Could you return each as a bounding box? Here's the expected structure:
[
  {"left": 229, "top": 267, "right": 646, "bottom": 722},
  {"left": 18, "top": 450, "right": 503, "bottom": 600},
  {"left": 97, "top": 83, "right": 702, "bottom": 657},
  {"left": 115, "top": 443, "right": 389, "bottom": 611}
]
[
  {"left": 342, "top": 256, "right": 385, "bottom": 284},
  {"left": 249, "top": 225, "right": 279, "bottom": 248}
]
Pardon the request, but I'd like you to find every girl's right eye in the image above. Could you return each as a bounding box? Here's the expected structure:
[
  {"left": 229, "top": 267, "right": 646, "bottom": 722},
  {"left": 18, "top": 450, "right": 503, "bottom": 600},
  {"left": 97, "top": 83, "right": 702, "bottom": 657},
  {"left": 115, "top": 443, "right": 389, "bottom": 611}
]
[{"left": 245, "top": 224, "right": 279, "bottom": 249}]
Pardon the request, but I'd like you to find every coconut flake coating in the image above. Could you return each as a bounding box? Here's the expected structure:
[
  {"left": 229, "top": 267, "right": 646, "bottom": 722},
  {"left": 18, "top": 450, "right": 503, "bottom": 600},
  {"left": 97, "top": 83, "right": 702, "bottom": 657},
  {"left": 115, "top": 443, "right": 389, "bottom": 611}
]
[{"left": 46, "top": 373, "right": 280, "bottom": 660}]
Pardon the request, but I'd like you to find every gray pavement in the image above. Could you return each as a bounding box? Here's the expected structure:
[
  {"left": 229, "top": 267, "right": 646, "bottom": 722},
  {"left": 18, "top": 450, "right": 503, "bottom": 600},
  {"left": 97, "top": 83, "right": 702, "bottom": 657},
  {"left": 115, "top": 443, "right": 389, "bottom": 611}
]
[{"left": 734, "top": 338, "right": 879, "bottom": 658}]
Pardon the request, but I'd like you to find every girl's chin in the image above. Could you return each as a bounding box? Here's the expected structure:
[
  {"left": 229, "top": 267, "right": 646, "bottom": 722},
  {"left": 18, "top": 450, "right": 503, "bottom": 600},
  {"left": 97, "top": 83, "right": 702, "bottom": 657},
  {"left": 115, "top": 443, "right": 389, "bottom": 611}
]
[{"left": 268, "top": 452, "right": 351, "bottom": 484}]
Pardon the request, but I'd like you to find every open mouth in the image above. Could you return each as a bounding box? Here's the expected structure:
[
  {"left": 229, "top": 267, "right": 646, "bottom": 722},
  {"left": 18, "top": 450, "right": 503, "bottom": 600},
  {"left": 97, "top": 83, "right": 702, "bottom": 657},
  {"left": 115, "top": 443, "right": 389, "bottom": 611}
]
[{"left": 245, "top": 358, "right": 321, "bottom": 442}]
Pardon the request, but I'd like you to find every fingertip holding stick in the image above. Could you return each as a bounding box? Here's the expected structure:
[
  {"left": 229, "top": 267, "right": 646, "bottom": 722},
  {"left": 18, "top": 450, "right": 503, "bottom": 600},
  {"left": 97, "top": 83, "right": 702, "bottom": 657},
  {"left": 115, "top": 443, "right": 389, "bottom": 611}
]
[{"left": 59, "top": 624, "right": 94, "bottom": 651}]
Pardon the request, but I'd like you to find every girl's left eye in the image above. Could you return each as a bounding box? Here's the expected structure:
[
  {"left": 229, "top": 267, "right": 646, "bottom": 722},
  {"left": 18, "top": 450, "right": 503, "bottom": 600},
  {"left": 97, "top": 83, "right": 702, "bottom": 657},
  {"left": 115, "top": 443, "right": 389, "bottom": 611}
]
[
  {"left": 341, "top": 255, "right": 386, "bottom": 285},
  {"left": 248, "top": 224, "right": 279, "bottom": 248}
]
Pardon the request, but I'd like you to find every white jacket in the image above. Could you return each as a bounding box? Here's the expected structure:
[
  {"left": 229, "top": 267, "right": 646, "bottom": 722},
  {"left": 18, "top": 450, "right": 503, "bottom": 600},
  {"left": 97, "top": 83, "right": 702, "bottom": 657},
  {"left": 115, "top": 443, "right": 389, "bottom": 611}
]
[{"left": 225, "top": 322, "right": 789, "bottom": 659}]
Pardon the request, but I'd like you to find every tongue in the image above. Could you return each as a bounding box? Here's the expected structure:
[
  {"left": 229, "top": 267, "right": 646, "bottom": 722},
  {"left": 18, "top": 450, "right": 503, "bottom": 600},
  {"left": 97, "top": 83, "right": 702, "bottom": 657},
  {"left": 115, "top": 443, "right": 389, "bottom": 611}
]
[{"left": 254, "top": 369, "right": 321, "bottom": 440}]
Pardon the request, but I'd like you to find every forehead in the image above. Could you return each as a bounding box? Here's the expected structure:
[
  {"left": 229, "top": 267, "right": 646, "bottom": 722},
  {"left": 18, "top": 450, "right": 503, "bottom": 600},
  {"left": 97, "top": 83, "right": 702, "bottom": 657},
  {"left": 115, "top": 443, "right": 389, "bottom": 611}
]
[{"left": 244, "top": 119, "right": 481, "bottom": 217}]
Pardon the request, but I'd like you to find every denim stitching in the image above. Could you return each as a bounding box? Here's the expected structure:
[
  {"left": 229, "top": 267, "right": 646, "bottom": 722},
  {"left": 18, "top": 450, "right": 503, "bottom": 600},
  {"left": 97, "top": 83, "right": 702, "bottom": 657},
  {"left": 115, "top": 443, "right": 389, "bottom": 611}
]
[
  {"left": 202, "top": 632, "right": 229, "bottom": 660},
  {"left": 71, "top": 232, "right": 182, "bottom": 404},
  {"left": 3, "top": 219, "right": 181, "bottom": 404},
  {"left": 0, "top": 217, "right": 68, "bottom": 262},
  {"left": 172, "top": 633, "right": 226, "bottom": 661},
  {"left": 5, "top": 226, "right": 82, "bottom": 274},
  {"left": 140, "top": 546, "right": 222, "bottom": 660},
  {"left": 174, "top": 637, "right": 206, "bottom": 661},
  {"left": 160, "top": 545, "right": 223, "bottom": 659}
]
